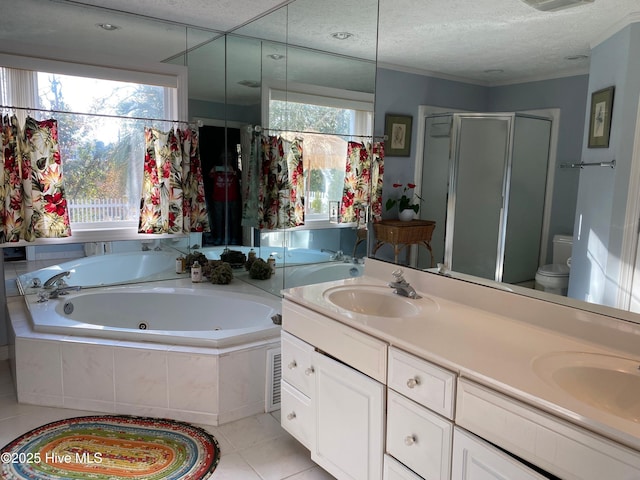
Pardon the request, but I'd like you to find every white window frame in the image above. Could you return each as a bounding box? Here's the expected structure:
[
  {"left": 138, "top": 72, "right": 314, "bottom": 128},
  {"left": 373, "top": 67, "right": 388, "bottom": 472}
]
[
  {"left": 262, "top": 80, "right": 374, "bottom": 229},
  {"left": 0, "top": 51, "right": 188, "bottom": 245}
]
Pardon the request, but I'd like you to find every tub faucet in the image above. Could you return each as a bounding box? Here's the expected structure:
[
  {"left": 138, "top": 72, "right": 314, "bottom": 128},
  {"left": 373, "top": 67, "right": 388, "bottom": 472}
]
[
  {"left": 388, "top": 269, "right": 420, "bottom": 299},
  {"left": 43, "top": 271, "right": 71, "bottom": 288},
  {"left": 321, "top": 248, "right": 344, "bottom": 261},
  {"left": 48, "top": 285, "right": 81, "bottom": 299}
]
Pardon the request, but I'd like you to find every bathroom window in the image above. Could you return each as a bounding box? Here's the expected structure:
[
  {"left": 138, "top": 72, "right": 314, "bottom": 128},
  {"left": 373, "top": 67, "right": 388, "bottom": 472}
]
[
  {"left": 0, "top": 57, "right": 183, "bottom": 235},
  {"left": 267, "top": 86, "right": 374, "bottom": 223}
]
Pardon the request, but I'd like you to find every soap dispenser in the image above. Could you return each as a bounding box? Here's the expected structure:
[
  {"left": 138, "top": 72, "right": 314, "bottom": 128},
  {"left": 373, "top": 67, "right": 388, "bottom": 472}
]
[{"left": 191, "top": 261, "right": 203, "bottom": 283}]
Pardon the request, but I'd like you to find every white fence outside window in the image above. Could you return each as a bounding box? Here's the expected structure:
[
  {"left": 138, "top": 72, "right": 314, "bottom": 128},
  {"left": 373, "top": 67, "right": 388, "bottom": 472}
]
[{"left": 68, "top": 198, "right": 135, "bottom": 223}]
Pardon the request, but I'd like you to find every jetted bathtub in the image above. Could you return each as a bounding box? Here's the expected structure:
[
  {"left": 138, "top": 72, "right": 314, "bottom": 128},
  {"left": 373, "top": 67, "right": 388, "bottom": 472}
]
[
  {"left": 26, "top": 285, "right": 281, "bottom": 348},
  {"left": 17, "top": 250, "right": 179, "bottom": 293}
]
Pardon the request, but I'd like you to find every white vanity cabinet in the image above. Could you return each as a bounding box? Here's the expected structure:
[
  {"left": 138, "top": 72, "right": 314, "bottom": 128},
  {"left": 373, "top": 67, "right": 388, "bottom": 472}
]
[
  {"left": 281, "top": 299, "right": 387, "bottom": 480},
  {"left": 385, "top": 347, "right": 456, "bottom": 480},
  {"left": 456, "top": 379, "right": 640, "bottom": 480}
]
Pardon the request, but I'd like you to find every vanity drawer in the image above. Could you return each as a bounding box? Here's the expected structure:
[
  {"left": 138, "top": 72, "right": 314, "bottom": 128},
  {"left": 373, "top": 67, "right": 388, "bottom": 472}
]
[
  {"left": 388, "top": 346, "right": 456, "bottom": 419},
  {"left": 280, "top": 380, "right": 313, "bottom": 450},
  {"left": 386, "top": 390, "right": 453, "bottom": 480},
  {"left": 456, "top": 379, "right": 640, "bottom": 480},
  {"left": 282, "top": 299, "right": 387, "bottom": 383},
  {"left": 281, "top": 330, "right": 314, "bottom": 396},
  {"left": 383, "top": 454, "right": 423, "bottom": 480}
]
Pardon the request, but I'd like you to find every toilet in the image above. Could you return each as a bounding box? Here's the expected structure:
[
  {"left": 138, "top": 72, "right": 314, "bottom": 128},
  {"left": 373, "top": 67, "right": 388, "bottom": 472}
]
[{"left": 535, "top": 234, "right": 573, "bottom": 295}]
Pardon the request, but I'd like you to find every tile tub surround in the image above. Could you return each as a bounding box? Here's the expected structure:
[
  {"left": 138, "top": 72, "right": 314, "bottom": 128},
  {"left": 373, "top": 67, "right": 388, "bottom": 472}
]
[
  {"left": 0, "top": 361, "right": 336, "bottom": 480},
  {"left": 8, "top": 279, "right": 284, "bottom": 427},
  {"left": 283, "top": 258, "right": 640, "bottom": 452}
]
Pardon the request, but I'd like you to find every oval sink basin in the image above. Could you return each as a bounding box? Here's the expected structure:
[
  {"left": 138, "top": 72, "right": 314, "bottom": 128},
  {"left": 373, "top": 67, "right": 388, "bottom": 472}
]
[
  {"left": 322, "top": 285, "right": 431, "bottom": 318},
  {"left": 533, "top": 352, "right": 640, "bottom": 423}
]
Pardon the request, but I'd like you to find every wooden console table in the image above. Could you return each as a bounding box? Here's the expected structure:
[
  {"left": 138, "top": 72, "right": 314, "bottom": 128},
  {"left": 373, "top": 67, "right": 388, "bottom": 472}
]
[{"left": 372, "top": 219, "right": 436, "bottom": 266}]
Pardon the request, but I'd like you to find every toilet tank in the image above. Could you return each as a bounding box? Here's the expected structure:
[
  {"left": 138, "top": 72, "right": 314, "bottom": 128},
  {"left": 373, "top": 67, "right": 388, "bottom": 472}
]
[{"left": 552, "top": 234, "right": 573, "bottom": 265}]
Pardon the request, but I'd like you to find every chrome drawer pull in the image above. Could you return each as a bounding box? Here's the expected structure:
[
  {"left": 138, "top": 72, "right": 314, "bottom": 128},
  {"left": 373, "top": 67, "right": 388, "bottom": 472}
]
[
  {"left": 404, "top": 435, "right": 417, "bottom": 446},
  {"left": 305, "top": 366, "right": 315, "bottom": 376},
  {"left": 288, "top": 361, "right": 297, "bottom": 369},
  {"left": 287, "top": 412, "right": 296, "bottom": 420},
  {"left": 407, "top": 377, "right": 420, "bottom": 388}
]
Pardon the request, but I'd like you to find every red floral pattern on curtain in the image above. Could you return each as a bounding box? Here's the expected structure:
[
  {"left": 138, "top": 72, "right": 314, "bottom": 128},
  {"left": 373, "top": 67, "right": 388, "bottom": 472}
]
[
  {"left": 258, "top": 135, "right": 304, "bottom": 229},
  {"left": 340, "top": 140, "right": 384, "bottom": 228},
  {"left": 139, "top": 126, "right": 209, "bottom": 234},
  {"left": 177, "top": 128, "right": 209, "bottom": 233},
  {"left": 1, "top": 115, "right": 71, "bottom": 242}
]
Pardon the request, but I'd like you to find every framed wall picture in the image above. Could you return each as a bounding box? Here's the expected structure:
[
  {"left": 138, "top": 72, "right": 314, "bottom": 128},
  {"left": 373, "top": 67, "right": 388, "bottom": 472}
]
[
  {"left": 588, "top": 86, "right": 615, "bottom": 148},
  {"left": 385, "top": 114, "right": 413, "bottom": 156}
]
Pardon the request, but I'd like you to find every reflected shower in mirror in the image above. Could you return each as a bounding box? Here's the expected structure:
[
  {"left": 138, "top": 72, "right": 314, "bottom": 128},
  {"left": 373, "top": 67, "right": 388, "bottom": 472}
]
[{"left": 417, "top": 113, "right": 552, "bottom": 287}]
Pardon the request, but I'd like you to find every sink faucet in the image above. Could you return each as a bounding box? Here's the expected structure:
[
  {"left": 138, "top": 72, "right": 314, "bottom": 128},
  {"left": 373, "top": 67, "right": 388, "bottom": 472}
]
[
  {"left": 388, "top": 269, "right": 421, "bottom": 299},
  {"left": 43, "top": 271, "right": 71, "bottom": 288}
]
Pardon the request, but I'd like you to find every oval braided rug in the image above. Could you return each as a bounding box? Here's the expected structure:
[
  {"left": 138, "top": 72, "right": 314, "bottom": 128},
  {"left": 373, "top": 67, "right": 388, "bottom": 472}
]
[{"left": 0, "top": 415, "right": 220, "bottom": 480}]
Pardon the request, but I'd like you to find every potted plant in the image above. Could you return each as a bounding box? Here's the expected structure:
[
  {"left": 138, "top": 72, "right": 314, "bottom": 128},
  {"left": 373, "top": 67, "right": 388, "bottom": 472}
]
[{"left": 386, "top": 182, "right": 422, "bottom": 221}]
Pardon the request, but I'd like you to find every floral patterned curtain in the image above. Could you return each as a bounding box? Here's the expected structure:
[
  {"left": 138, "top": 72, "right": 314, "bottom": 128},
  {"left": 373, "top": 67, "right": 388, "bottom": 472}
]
[
  {"left": 138, "top": 126, "right": 209, "bottom": 234},
  {"left": 1, "top": 115, "right": 71, "bottom": 242},
  {"left": 177, "top": 127, "right": 209, "bottom": 233},
  {"left": 340, "top": 140, "right": 385, "bottom": 228},
  {"left": 245, "top": 134, "right": 304, "bottom": 230}
]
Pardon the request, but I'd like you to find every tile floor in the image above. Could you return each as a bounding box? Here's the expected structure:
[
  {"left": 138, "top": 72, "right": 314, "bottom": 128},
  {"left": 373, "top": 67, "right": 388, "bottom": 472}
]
[{"left": 0, "top": 359, "right": 335, "bottom": 479}]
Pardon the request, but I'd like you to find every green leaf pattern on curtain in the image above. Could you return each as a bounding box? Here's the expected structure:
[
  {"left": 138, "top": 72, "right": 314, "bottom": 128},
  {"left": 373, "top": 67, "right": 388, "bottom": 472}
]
[
  {"left": 139, "top": 127, "right": 209, "bottom": 234},
  {"left": 1, "top": 115, "right": 71, "bottom": 242},
  {"left": 340, "top": 141, "right": 385, "bottom": 228}
]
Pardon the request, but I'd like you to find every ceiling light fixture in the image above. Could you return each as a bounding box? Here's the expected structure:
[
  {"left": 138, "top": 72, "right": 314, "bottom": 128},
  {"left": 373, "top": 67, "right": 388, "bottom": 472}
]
[
  {"left": 96, "top": 23, "right": 120, "bottom": 31},
  {"left": 565, "top": 54, "right": 589, "bottom": 61},
  {"left": 238, "top": 80, "right": 261, "bottom": 88},
  {"left": 331, "top": 32, "right": 354, "bottom": 40},
  {"left": 520, "top": 0, "right": 594, "bottom": 12},
  {"left": 267, "top": 54, "right": 286, "bottom": 61}
]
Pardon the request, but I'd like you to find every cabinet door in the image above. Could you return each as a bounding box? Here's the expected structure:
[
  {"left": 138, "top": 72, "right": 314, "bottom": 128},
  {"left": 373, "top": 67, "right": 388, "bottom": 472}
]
[
  {"left": 312, "top": 351, "right": 385, "bottom": 480},
  {"left": 452, "top": 427, "right": 547, "bottom": 480}
]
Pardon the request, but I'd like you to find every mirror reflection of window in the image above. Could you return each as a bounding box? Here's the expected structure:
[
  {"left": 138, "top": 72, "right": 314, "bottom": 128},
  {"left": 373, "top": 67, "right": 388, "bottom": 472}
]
[{"left": 268, "top": 88, "right": 373, "bottom": 223}]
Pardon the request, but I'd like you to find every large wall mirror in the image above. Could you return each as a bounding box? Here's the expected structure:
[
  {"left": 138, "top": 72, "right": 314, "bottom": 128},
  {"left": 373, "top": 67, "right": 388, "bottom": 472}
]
[
  {"left": 372, "top": 1, "right": 640, "bottom": 327},
  {"left": 4, "top": 0, "right": 640, "bottom": 333},
  {"left": 0, "top": 0, "right": 380, "bottom": 304}
]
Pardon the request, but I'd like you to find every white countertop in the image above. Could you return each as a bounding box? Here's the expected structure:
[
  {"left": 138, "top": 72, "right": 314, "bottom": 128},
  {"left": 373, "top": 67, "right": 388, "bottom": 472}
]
[{"left": 282, "top": 270, "right": 640, "bottom": 453}]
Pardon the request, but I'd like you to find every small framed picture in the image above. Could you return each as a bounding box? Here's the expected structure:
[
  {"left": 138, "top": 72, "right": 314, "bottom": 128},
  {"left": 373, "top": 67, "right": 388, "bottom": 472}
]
[
  {"left": 588, "top": 86, "right": 615, "bottom": 148},
  {"left": 385, "top": 114, "right": 413, "bottom": 157}
]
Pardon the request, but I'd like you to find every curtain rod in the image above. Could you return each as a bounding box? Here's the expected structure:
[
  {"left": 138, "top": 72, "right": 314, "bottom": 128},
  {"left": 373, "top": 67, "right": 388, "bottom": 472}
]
[
  {"left": 560, "top": 160, "right": 616, "bottom": 169},
  {"left": 249, "top": 125, "right": 387, "bottom": 141},
  {"left": 0, "top": 104, "right": 199, "bottom": 127}
]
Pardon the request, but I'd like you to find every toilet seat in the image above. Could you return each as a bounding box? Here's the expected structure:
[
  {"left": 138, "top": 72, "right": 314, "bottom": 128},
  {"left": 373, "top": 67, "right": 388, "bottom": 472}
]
[
  {"left": 535, "top": 263, "right": 570, "bottom": 295},
  {"left": 537, "top": 263, "right": 570, "bottom": 277}
]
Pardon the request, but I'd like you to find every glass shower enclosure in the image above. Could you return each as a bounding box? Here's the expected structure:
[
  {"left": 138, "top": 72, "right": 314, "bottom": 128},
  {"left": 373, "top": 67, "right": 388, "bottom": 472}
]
[{"left": 417, "top": 113, "right": 552, "bottom": 284}]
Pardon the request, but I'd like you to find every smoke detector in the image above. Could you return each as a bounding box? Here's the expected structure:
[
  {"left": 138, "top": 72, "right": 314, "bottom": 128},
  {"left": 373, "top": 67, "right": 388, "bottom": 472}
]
[{"left": 520, "top": 0, "right": 594, "bottom": 11}]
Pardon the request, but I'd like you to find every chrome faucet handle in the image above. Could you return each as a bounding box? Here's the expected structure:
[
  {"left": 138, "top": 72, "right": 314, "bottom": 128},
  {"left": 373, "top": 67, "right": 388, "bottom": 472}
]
[{"left": 391, "top": 269, "right": 406, "bottom": 283}]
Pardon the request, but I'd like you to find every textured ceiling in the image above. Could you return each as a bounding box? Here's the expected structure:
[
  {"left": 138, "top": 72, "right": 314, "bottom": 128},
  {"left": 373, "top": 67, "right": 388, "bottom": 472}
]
[{"left": 0, "top": 0, "right": 639, "bottom": 102}]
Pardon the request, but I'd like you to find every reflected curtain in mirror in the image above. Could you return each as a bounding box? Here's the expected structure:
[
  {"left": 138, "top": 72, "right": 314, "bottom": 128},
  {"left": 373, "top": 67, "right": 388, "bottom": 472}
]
[
  {"left": 340, "top": 141, "right": 384, "bottom": 228},
  {"left": 243, "top": 135, "right": 304, "bottom": 230},
  {"left": 1, "top": 115, "right": 71, "bottom": 241},
  {"left": 138, "top": 126, "right": 209, "bottom": 234}
]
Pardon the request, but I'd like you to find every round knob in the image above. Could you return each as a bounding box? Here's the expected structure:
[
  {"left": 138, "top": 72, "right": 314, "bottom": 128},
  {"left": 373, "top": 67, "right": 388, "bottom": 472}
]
[
  {"left": 305, "top": 367, "right": 315, "bottom": 376},
  {"left": 287, "top": 412, "right": 296, "bottom": 420},
  {"left": 404, "top": 435, "right": 416, "bottom": 446},
  {"left": 407, "top": 377, "right": 420, "bottom": 389},
  {"left": 288, "top": 361, "right": 297, "bottom": 370}
]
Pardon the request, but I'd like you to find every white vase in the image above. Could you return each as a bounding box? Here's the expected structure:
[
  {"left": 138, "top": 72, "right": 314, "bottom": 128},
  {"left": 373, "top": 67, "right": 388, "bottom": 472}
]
[{"left": 398, "top": 209, "right": 415, "bottom": 222}]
